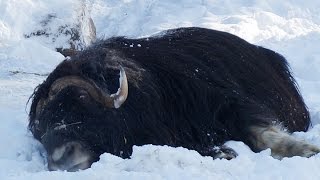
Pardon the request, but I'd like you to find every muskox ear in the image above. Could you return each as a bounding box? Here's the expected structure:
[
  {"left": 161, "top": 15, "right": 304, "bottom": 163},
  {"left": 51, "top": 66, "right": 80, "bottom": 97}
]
[{"left": 110, "top": 66, "right": 128, "bottom": 108}]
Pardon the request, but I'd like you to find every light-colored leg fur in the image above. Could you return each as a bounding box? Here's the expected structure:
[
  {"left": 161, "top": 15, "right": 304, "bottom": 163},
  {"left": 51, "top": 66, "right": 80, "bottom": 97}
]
[
  {"left": 249, "top": 125, "right": 320, "bottom": 159},
  {"left": 211, "top": 145, "right": 238, "bottom": 160}
]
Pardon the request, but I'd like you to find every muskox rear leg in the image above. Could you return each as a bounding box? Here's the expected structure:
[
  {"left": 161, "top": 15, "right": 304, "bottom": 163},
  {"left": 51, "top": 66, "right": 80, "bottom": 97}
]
[{"left": 249, "top": 125, "right": 320, "bottom": 159}]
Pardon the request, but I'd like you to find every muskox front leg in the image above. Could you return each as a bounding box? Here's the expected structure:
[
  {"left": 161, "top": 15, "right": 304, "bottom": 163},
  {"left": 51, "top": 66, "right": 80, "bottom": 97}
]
[
  {"left": 249, "top": 125, "right": 320, "bottom": 159},
  {"left": 211, "top": 145, "right": 238, "bottom": 160},
  {"left": 200, "top": 145, "right": 238, "bottom": 160}
]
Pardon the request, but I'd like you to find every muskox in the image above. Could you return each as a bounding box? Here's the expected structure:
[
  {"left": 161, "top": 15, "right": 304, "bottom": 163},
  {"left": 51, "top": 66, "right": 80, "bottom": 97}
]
[{"left": 29, "top": 27, "right": 320, "bottom": 171}]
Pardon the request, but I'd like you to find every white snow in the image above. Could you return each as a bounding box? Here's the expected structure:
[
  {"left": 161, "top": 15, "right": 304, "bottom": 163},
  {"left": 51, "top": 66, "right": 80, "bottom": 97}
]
[{"left": 1, "top": 0, "right": 320, "bottom": 179}]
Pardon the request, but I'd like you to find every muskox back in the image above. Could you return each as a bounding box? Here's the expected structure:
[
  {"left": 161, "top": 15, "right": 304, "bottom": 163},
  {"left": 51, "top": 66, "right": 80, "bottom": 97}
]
[
  {"left": 100, "top": 27, "right": 309, "bottom": 130},
  {"left": 29, "top": 27, "right": 316, "bottom": 171}
]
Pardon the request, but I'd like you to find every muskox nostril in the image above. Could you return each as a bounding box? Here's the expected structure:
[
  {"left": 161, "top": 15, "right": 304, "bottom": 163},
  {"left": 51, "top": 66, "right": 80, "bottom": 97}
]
[{"left": 65, "top": 144, "right": 75, "bottom": 156}]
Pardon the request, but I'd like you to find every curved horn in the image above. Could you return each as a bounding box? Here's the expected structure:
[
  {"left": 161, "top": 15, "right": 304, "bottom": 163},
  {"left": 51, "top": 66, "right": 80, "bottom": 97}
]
[
  {"left": 110, "top": 66, "right": 128, "bottom": 108},
  {"left": 48, "top": 67, "right": 128, "bottom": 108}
]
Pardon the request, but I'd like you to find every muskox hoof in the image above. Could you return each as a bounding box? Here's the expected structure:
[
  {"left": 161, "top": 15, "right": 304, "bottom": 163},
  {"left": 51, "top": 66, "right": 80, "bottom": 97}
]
[
  {"left": 211, "top": 145, "right": 238, "bottom": 160},
  {"left": 300, "top": 144, "right": 320, "bottom": 158}
]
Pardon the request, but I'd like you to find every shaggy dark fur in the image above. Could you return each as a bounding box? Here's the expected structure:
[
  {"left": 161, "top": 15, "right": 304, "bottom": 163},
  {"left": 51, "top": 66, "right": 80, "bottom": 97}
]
[{"left": 29, "top": 27, "right": 310, "bottom": 165}]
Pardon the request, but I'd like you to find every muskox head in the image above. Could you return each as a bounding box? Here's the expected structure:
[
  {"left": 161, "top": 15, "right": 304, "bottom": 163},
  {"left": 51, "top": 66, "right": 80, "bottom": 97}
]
[{"left": 29, "top": 65, "right": 128, "bottom": 171}]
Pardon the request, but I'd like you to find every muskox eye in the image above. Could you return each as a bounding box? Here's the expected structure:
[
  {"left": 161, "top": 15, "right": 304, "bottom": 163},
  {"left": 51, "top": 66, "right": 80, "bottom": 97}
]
[{"left": 78, "top": 89, "right": 89, "bottom": 100}]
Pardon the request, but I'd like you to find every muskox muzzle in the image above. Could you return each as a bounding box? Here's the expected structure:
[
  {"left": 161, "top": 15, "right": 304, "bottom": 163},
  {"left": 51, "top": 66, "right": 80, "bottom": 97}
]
[{"left": 47, "top": 141, "right": 95, "bottom": 171}]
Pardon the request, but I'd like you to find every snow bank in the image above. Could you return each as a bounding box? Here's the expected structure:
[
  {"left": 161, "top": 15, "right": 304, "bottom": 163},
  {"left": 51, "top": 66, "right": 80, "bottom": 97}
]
[{"left": 1, "top": 0, "right": 320, "bottom": 179}]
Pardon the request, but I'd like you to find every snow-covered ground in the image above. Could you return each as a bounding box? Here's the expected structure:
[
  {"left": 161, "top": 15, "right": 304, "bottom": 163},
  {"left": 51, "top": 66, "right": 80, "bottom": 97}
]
[{"left": 1, "top": 0, "right": 320, "bottom": 179}]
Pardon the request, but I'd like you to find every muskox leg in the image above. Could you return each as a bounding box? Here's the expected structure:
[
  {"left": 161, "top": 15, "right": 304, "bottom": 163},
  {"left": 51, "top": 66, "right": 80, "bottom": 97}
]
[
  {"left": 200, "top": 145, "right": 238, "bottom": 160},
  {"left": 211, "top": 145, "right": 238, "bottom": 160},
  {"left": 249, "top": 125, "right": 320, "bottom": 159}
]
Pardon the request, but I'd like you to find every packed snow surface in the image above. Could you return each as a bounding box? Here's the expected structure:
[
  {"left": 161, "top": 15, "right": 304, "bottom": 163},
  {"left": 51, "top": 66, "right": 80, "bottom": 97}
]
[{"left": 1, "top": 0, "right": 320, "bottom": 179}]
